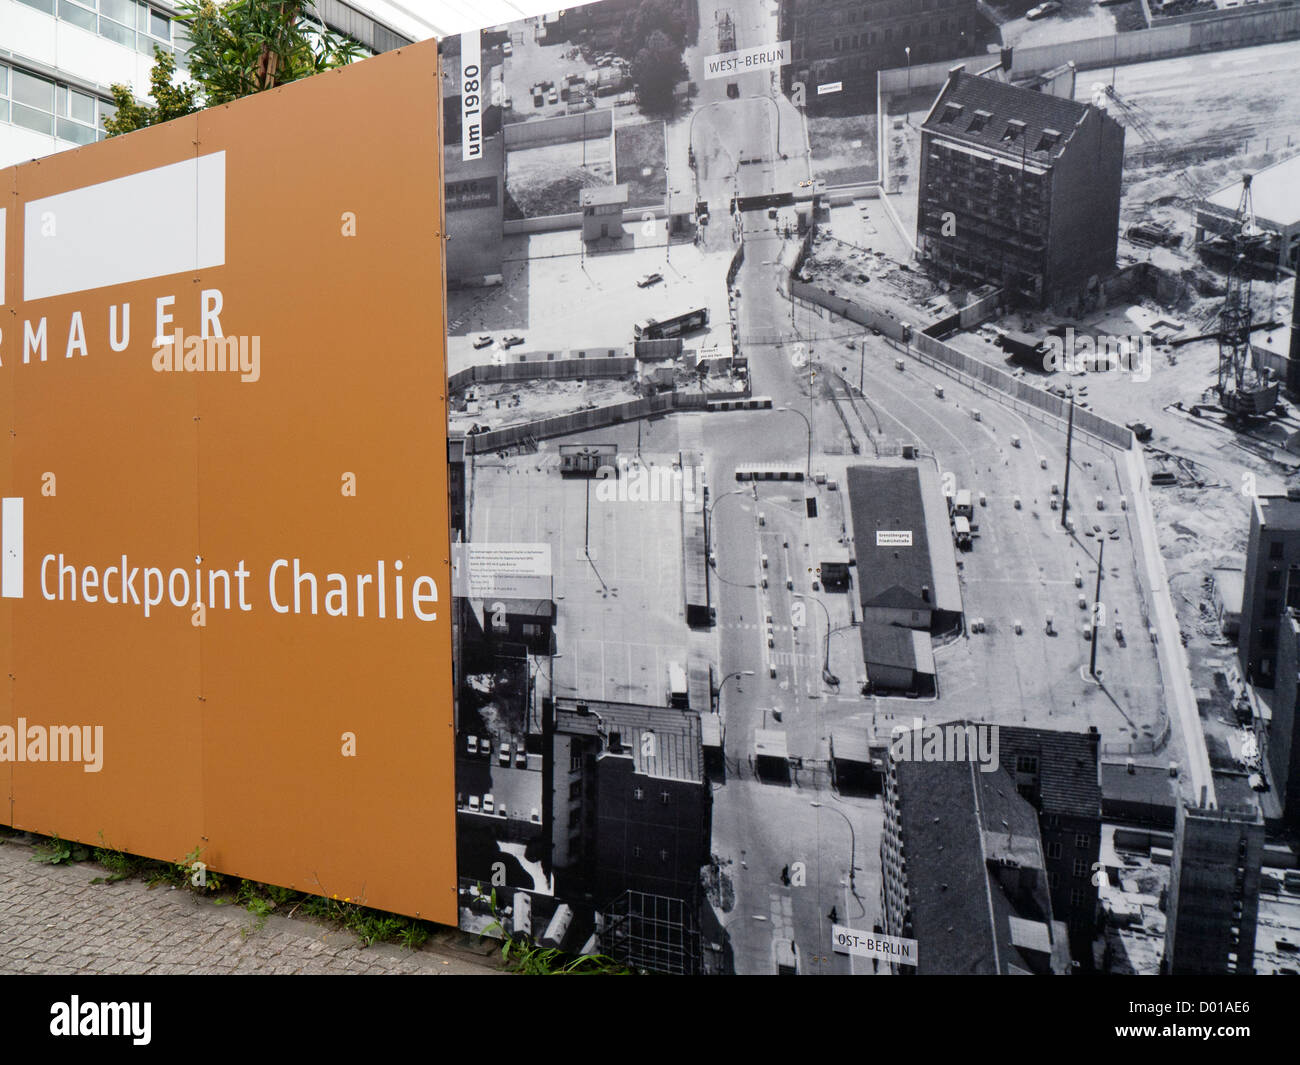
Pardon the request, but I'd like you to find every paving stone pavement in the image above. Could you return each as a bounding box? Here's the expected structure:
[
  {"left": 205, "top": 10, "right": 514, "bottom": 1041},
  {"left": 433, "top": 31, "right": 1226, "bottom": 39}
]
[{"left": 0, "top": 836, "right": 501, "bottom": 975}]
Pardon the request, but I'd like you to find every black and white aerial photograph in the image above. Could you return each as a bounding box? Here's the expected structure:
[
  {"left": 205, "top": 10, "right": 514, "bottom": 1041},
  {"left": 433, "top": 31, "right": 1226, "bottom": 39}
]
[{"left": 440, "top": 0, "right": 1300, "bottom": 981}]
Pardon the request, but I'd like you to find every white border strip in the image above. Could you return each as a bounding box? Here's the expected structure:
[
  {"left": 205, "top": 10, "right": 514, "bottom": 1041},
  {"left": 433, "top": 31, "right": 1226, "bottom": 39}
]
[
  {"left": 24, "top": 152, "right": 226, "bottom": 302},
  {"left": 2, "top": 497, "right": 23, "bottom": 599}
]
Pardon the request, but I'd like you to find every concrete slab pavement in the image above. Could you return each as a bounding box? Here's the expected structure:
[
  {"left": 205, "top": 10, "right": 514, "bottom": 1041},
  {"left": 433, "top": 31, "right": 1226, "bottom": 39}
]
[{"left": 0, "top": 835, "right": 501, "bottom": 976}]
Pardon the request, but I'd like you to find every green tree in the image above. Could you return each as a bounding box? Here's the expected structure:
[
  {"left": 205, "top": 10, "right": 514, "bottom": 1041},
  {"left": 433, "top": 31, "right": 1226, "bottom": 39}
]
[
  {"left": 619, "top": 0, "right": 692, "bottom": 55},
  {"left": 105, "top": 0, "right": 363, "bottom": 136},
  {"left": 104, "top": 47, "right": 199, "bottom": 136},
  {"left": 631, "top": 30, "right": 687, "bottom": 113}
]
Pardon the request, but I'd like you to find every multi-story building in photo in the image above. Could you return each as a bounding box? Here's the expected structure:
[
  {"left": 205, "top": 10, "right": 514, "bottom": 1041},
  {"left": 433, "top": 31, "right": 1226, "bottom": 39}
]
[
  {"left": 880, "top": 731, "right": 1073, "bottom": 975},
  {"left": 997, "top": 726, "right": 1102, "bottom": 967},
  {"left": 551, "top": 697, "right": 712, "bottom": 974},
  {"left": 553, "top": 697, "right": 712, "bottom": 908},
  {"left": 1239, "top": 487, "right": 1300, "bottom": 687},
  {"left": 779, "top": 0, "right": 977, "bottom": 99},
  {"left": 1265, "top": 611, "right": 1300, "bottom": 826},
  {"left": 916, "top": 66, "right": 1125, "bottom": 308},
  {"left": 1164, "top": 797, "right": 1264, "bottom": 975},
  {"left": 1, "top": 0, "right": 412, "bottom": 168}
]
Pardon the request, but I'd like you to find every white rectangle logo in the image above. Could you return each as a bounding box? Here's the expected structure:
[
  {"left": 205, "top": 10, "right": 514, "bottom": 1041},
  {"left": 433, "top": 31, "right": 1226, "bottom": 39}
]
[
  {"left": 817, "top": 81, "right": 843, "bottom": 95},
  {"left": 704, "top": 41, "right": 790, "bottom": 80},
  {"left": 877, "top": 530, "right": 913, "bottom": 547},
  {"left": 832, "top": 925, "right": 917, "bottom": 966},
  {"left": 460, "top": 31, "right": 483, "bottom": 162},
  {"left": 2, "top": 498, "right": 23, "bottom": 599},
  {"left": 24, "top": 152, "right": 226, "bottom": 302}
]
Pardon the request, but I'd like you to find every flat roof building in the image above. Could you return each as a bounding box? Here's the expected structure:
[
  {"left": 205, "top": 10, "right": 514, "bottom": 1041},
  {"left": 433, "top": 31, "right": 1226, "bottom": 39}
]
[
  {"left": 860, "top": 623, "right": 936, "bottom": 695},
  {"left": 2, "top": 0, "right": 410, "bottom": 168},
  {"left": 1196, "top": 153, "right": 1300, "bottom": 275},
  {"left": 1101, "top": 761, "right": 1178, "bottom": 830},
  {"left": 1239, "top": 490, "right": 1300, "bottom": 687},
  {"left": 846, "top": 462, "right": 962, "bottom": 634},
  {"left": 779, "top": 0, "right": 977, "bottom": 102},
  {"left": 581, "top": 184, "right": 628, "bottom": 243},
  {"left": 1164, "top": 798, "right": 1264, "bottom": 975}
]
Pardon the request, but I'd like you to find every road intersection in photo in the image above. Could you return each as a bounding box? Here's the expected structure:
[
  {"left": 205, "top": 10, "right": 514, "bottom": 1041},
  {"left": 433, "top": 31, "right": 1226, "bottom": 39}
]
[{"left": 0, "top": 836, "right": 500, "bottom": 976}]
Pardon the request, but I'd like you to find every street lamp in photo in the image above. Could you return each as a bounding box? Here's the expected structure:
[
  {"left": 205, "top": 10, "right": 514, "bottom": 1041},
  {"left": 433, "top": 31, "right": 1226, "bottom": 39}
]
[
  {"left": 717, "top": 669, "right": 755, "bottom": 714},
  {"left": 775, "top": 405, "right": 813, "bottom": 482},
  {"left": 810, "top": 801, "right": 857, "bottom": 891},
  {"left": 794, "top": 592, "right": 838, "bottom": 687},
  {"left": 905, "top": 46, "right": 912, "bottom": 105}
]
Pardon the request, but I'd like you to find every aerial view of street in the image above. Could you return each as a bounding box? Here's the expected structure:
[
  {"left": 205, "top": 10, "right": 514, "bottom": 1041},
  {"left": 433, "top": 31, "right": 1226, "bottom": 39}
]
[{"left": 441, "top": 0, "right": 1300, "bottom": 976}]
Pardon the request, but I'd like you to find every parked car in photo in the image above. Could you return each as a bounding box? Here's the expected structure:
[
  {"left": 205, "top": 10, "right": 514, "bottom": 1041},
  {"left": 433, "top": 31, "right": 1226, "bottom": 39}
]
[
  {"left": 473, "top": 335, "right": 494, "bottom": 349},
  {"left": 637, "top": 272, "right": 664, "bottom": 288},
  {"left": 1027, "top": 1, "right": 1061, "bottom": 17},
  {"left": 502, "top": 334, "right": 526, "bottom": 348},
  {"left": 502, "top": 40, "right": 513, "bottom": 57},
  {"left": 547, "top": 88, "right": 558, "bottom": 104}
]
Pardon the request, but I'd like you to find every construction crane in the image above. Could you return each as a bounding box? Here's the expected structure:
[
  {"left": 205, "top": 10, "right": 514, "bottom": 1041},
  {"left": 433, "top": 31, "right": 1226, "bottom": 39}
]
[
  {"left": 1092, "top": 84, "right": 1202, "bottom": 249},
  {"left": 1094, "top": 84, "right": 1206, "bottom": 205},
  {"left": 1215, "top": 173, "right": 1280, "bottom": 420}
]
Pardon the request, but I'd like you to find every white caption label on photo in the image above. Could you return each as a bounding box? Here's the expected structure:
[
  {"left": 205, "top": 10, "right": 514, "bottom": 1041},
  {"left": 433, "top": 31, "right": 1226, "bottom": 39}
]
[
  {"left": 876, "top": 530, "right": 913, "bottom": 547},
  {"left": 703, "top": 40, "right": 790, "bottom": 80},
  {"left": 832, "top": 925, "right": 918, "bottom": 966},
  {"left": 460, "top": 30, "right": 483, "bottom": 163}
]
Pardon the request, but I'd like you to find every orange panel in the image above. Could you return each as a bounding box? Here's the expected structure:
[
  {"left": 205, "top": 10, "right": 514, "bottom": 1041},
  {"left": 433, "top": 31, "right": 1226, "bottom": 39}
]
[{"left": 0, "top": 40, "right": 456, "bottom": 924}]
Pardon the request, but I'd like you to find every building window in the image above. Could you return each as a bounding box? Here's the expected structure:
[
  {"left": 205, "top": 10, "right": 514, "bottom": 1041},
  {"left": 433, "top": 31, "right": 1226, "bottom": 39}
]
[
  {"left": 569, "top": 780, "right": 582, "bottom": 799},
  {"left": 11, "top": 69, "right": 55, "bottom": 135},
  {"left": 1269, "top": 570, "right": 1283, "bottom": 590},
  {"left": 1002, "top": 120, "right": 1026, "bottom": 143},
  {"left": 1045, "top": 814, "right": 1060, "bottom": 829},
  {"left": 1049, "top": 872, "right": 1059, "bottom": 889},
  {"left": 1048, "top": 842, "right": 1062, "bottom": 860},
  {"left": 1016, "top": 755, "right": 1038, "bottom": 773},
  {"left": 660, "top": 849, "right": 669, "bottom": 863},
  {"left": 1073, "top": 858, "right": 1087, "bottom": 878},
  {"left": 1070, "top": 888, "right": 1086, "bottom": 907},
  {"left": 632, "top": 787, "right": 644, "bottom": 801},
  {"left": 1271, "top": 541, "right": 1285, "bottom": 559},
  {"left": 632, "top": 845, "right": 642, "bottom": 859},
  {"left": 660, "top": 791, "right": 671, "bottom": 805},
  {"left": 1074, "top": 833, "right": 1090, "bottom": 850},
  {"left": 570, "top": 752, "right": 582, "bottom": 772}
]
